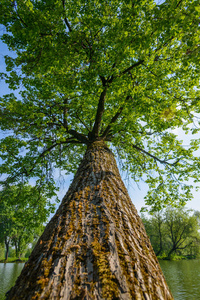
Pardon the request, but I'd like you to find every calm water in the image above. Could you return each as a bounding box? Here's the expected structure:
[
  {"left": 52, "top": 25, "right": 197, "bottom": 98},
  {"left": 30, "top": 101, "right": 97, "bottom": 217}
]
[
  {"left": 0, "top": 262, "right": 24, "bottom": 300},
  {"left": 159, "top": 259, "right": 200, "bottom": 300},
  {"left": 0, "top": 260, "right": 200, "bottom": 299}
]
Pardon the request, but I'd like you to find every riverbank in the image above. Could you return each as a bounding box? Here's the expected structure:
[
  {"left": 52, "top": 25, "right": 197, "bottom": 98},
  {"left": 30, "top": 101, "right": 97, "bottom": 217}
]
[
  {"left": 158, "top": 254, "right": 199, "bottom": 261},
  {"left": 1, "top": 255, "right": 198, "bottom": 263},
  {"left": 0, "top": 258, "right": 28, "bottom": 263}
]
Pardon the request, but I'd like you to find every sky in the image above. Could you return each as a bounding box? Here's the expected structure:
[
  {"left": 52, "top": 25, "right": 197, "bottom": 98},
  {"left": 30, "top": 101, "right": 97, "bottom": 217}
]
[{"left": 0, "top": 35, "right": 199, "bottom": 214}]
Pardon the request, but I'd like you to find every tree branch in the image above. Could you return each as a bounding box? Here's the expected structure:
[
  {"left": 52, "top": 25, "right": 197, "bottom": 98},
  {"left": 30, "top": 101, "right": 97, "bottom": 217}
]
[
  {"left": 62, "top": 98, "right": 89, "bottom": 144},
  {"left": 102, "top": 60, "right": 144, "bottom": 86},
  {"left": 2, "top": 138, "right": 83, "bottom": 185},
  {"left": 62, "top": 0, "right": 72, "bottom": 32},
  {"left": 176, "top": 0, "right": 183, "bottom": 9},
  {"left": 102, "top": 107, "right": 123, "bottom": 138},
  {"left": 13, "top": 1, "right": 28, "bottom": 28},
  {"left": 68, "top": 129, "right": 89, "bottom": 144},
  {"left": 75, "top": 113, "right": 91, "bottom": 132},
  {"left": 132, "top": 144, "right": 182, "bottom": 166},
  {"left": 121, "top": 60, "right": 144, "bottom": 76},
  {"left": 63, "top": 98, "right": 68, "bottom": 128},
  {"left": 101, "top": 97, "right": 130, "bottom": 138},
  {"left": 90, "top": 87, "right": 108, "bottom": 140},
  {"left": 99, "top": 75, "right": 107, "bottom": 87},
  {"left": 32, "top": 138, "right": 82, "bottom": 164}
]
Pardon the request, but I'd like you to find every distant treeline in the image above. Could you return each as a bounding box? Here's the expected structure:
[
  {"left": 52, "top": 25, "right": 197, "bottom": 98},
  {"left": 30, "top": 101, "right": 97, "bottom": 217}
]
[{"left": 141, "top": 207, "right": 200, "bottom": 260}]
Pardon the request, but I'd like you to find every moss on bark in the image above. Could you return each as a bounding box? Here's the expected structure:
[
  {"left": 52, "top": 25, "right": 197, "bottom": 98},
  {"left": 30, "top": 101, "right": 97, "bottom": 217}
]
[{"left": 6, "top": 141, "right": 173, "bottom": 300}]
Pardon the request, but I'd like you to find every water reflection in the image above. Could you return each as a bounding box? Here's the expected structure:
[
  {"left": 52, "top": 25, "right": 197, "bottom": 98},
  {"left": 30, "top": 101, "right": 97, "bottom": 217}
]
[
  {"left": 159, "top": 259, "right": 200, "bottom": 300},
  {"left": 0, "top": 260, "right": 200, "bottom": 299},
  {"left": 0, "top": 263, "right": 24, "bottom": 300}
]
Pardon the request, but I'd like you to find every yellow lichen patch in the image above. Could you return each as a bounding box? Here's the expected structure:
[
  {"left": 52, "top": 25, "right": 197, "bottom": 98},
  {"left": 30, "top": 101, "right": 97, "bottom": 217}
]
[
  {"left": 31, "top": 291, "right": 41, "bottom": 300},
  {"left": 92, "top": 238, "right": 119, "bottom": 300},
  {"left": 36, "top": 277, "right": 49, "bottom": 290}
]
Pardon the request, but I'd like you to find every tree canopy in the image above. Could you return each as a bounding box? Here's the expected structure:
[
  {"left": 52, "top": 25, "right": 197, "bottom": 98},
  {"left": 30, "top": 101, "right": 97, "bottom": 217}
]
[{"left": 0, "top": 0, "right": 200, "bottom": 211}]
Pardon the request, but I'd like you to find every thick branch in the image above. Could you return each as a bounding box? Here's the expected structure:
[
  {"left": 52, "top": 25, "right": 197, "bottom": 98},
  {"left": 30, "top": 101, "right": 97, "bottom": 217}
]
[
  {"left": 68, "top": 129, "right": 89, "bottom": 144},
  {"left": 101, "top": 60, "right": 143, "bottom": 87},
  {"left": 102, "top": 105, "right": 126, "bottom": 138},
  {"left": 121, "top": 60, "right": 144, "bottom": 76},
  {"left": 99, "top": 75, "right": 107, "bottom": 87},
  {"left": 90, "top": 87, "right": 108, "bottom": 139}
]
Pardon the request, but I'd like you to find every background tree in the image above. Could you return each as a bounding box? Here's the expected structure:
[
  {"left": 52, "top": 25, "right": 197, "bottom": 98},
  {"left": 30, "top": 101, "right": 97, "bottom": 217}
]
[
  {"left": 0, "top": 0, "right": 199, "bottom": 299},
  {"left": 0, "top": 184, "right": 54, "bottom": 260},
  {"left": 141, "top": 211, "right": 167, "bottom": 256},
  {"left": 142, "top": 208, "right": 200, "bottom": 259},
  {"left": 164, "top": 207, "right": 200, "bottom": 259}
]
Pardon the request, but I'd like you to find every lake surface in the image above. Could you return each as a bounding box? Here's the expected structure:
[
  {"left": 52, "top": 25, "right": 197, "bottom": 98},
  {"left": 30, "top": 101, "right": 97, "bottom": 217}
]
[
  {"left": 0, "top": 262, "right": 25, "bottom": 300},
  {"left": 159, "top": 259, "right": 200, "bottom": 300},
  {"left": 0, "top": 260, "right": 200, "bottom": 299}
]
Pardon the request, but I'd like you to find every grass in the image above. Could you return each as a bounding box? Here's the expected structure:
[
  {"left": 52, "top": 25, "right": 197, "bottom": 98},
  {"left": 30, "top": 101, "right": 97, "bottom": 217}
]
[
  {"left": 157, "top": 254, "right": 200, "bottom": 261},
  {"left": 0, "top": 257, "right": 28, "bottom": 263}
]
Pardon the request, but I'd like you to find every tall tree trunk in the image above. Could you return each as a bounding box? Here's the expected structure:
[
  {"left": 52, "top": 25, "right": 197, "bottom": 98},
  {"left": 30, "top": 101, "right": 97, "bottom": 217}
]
[
  {"left": 14, "top": 239, "right": 18, "bottom": 258},
  {"left": 156, "top": 217, "right": 163, "bottom": 256},
  {"left": 5, "top": 237, "right": 9, "bottom": 261},
  {"left": 6, "top": 141, "right": 173, "bottom": 300}
]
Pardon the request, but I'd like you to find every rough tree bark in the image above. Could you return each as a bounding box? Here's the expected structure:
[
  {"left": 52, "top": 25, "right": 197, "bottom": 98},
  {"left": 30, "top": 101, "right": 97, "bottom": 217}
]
[{"left": 6, "top": 141, "right": 173, "bottom": 300}]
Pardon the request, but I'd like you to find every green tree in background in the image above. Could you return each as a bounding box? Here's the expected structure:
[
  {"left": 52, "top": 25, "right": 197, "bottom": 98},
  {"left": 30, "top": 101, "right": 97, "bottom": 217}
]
[
  {"left": 142, "top": 211, "right": 167, "bottom": 256},
  {"left": 165, "top": 207, "right": 200, "bottom": 259},
  {"left": 0, "top": 0, "right": 199, "bottom": 298},
  {"left": 0, "top": 184, "right": 54, "bottom": 260},
  {"left": 142, "top": 208, "right": 200, "bottom": 259}
]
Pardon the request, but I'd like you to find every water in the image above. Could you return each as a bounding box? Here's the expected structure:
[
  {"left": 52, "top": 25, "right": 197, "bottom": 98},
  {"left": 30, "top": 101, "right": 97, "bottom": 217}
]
[
  {"left": 0, "top": 263, "right": 24, "bottom": 300},
  {"left": 0, "top": 260, "right": 200, "bottom": 299},
  {"left": 159, "top": 259, "right": 200, "bottom": 300}
]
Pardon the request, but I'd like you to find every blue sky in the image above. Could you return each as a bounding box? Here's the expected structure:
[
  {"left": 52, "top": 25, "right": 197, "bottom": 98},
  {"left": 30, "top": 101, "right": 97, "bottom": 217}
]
[{"left": 0, "top": 38, "right": 199, "bottom": 214}]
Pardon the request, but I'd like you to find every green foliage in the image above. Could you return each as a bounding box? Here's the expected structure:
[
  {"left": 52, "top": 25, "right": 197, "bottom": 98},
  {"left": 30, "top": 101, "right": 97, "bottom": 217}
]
[
  {"left": 0, "top": 0, "right": 200, "bottom": 210},
  {"left": 142, "top": 207, "right": 200, "bottom": 259},
  {"left": 0, "top": 183, "right": 54, "bottom": 259}
]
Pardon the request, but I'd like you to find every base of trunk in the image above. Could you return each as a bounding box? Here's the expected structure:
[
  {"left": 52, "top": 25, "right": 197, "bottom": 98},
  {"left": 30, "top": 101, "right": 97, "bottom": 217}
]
[{"left": 6, "top": 141, "right": 173, "bottom": 300}]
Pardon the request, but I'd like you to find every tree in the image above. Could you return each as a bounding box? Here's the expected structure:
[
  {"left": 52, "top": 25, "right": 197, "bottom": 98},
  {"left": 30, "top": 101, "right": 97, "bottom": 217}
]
[
  {"left": 164, "top": 207, "right": 200, "bottom": 259},
  {"left": 141, "top": 211, "right": 166, "bottom": 256},
  {"left": 0, "top": 0, "right": 199, "bottom": 298},
  {"left": 142, "top": 208, "right": 200, "bottom": 259},
  {"left": 0, "top": 201, "right": 13, "bottom": 260},
  {"left": 0, "top": 184, "right": 54, "bottom": 260}
]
